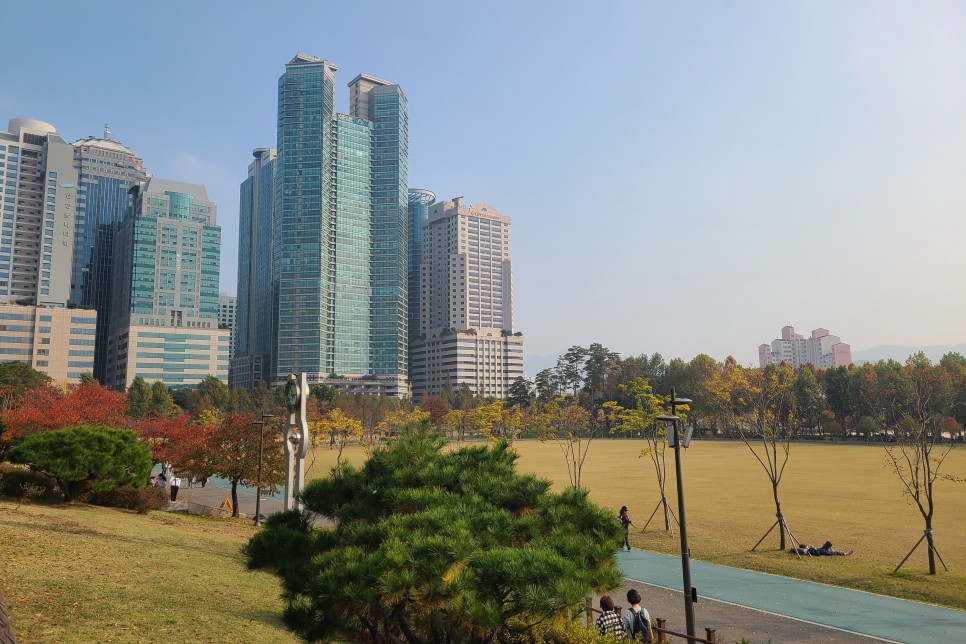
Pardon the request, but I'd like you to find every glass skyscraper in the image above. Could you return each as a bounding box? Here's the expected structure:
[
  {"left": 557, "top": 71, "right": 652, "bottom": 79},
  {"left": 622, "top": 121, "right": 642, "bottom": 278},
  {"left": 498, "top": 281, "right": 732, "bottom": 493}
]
[
  {"left": 349, "top": 75, "right": 409, "bottom": 383},
  {"left": 407, "top": 189, "right": 435, "bottom": 340},
  {"left": 231, "top": 148, "right": 276, "bottom": 391},
  {"left": 258, "top": 54, "right": 409, "bottom": 394},
  {"left": 105, "top": 178, "right": 228, "bottom": 390},
  {"left": 71, "top": 129, "right": 147, "bottom": 382}
]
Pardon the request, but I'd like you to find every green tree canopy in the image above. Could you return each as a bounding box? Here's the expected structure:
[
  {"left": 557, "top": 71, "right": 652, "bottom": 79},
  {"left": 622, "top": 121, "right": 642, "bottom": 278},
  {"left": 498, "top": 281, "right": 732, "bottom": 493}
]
[
  {"left": 0, "top": 361, "right": 50, "bottom": 394},
  {"left": 149, "top": 381, "right": 178, "bottom": 417},
  {"left": 193, "top": 375, "right": 230, "bottom": 413},
  {"left": 7, "top": 425, "right": 152, "bottom": 501},
  {"left": 246, "top": 429, "right": 622, "bottom": 643},
  {"left": 126, "top": 376, "right": 151, "bottom": 419}
]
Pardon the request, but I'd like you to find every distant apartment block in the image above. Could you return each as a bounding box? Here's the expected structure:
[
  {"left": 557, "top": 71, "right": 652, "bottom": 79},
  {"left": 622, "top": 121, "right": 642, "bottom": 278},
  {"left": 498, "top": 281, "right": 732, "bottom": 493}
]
[
  {"left": 758, "top": 325, "right": 853, "bottom": 370},
  {"left": 410, "top": 197, "right": 523, "bottom": 400},
  {"left": 0, "top": 304, "right": 95, "bottom": 382},
  {"left": 105, "top": 178, "right": 228, "bottom": 389}
]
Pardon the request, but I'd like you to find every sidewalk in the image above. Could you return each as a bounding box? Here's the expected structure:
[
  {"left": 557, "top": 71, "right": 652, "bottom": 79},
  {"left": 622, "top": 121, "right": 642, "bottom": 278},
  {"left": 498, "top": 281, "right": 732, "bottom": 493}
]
[
  {"left": 167, "top": 480, "right": 285, "bottom": 519},
  {"left": 617, "top": 550, "right": 966, "bottom": 643}
]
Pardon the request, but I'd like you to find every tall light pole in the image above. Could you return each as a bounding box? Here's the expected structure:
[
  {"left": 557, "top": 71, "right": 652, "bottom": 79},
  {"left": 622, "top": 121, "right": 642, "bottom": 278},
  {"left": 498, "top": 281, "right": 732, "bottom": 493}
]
[
  {"left": 657, "top": 387, "right": 695, "bottom": 639},
  {"left": 251, "top": 413, "right": 273, "bottom": 527}
]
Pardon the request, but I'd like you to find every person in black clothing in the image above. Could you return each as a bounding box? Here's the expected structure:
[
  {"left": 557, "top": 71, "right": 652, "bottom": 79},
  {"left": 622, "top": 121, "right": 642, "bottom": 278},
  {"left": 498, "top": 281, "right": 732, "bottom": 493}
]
[
  {"left": 619, "top": 506, "right": 634, "bottom": 551},
  {"left": 792, "top": 540, "right": 852, "bottom": 556}
]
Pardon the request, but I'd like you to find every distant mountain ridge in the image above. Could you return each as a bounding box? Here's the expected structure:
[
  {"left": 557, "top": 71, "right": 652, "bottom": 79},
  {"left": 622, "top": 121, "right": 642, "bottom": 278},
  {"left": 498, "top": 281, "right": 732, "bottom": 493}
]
[{"left": 852, "top": 343, "right": 966, "bottom": 365}]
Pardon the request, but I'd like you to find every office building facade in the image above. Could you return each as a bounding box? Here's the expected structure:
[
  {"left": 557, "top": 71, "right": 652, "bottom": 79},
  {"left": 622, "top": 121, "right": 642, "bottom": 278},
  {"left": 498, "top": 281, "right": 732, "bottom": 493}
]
[
  {"left": 410, "top": 197, "right": 523, "bottom": 399},
  {"left": 268, "top": 54, "right": 409, "bottom": 395},
  {"left": 0, "top": 303, "right": 96, "bottom": 381},
  {"left": 408, "top": 189, "right": 434, "bottom": 340},
  {"left": 71, "top": 128, "right": 147, "bottom": 382},
  {"left": 105, "top": 178, "right": 228, "bottom": 389},
  {"left": 231, "top": 148, "right": 276, "bottom": 391}
]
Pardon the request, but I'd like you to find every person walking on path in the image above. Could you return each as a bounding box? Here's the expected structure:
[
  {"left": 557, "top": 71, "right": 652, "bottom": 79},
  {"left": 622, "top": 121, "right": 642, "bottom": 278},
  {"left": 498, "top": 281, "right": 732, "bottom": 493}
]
[
  {"left": 622, "top": 588, "right": 653, "bottom": 642},
  {"left": 169, "top": 475, "right": 182, "bottom": 502},
  {"left": 595, "top": 595, "right": 625, "bottom": 638},
  {"left": 619, "top": 506, "right": 634, "bottom": 551}
]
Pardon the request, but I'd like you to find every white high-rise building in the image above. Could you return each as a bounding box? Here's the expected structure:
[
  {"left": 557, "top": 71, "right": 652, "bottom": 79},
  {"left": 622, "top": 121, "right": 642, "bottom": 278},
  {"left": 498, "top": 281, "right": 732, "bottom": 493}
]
[
  {"left": 410, "top": 197, "right": 523, "bottom": 400},
  {"left": 0, "top": 119, "right": 78, "bottom": 305},
  {"left": 0, "top": 119, "right": 97, "bottom": 383},
  {"left": 758, "top": 325, "right": 853, "bottom": 370}
]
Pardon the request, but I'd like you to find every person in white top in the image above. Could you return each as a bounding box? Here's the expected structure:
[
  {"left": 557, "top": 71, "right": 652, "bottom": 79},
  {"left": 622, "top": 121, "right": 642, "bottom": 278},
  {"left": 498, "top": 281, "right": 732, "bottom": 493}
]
[{"left": 169, "top": 475, "right": 182, "bottom": 502}]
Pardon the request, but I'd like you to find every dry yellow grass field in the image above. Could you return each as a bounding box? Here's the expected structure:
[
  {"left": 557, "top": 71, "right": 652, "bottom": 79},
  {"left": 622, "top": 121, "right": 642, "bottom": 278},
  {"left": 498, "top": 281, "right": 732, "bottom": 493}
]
[
  {"left": 0, "top": 501, "right": 298, "bottom": 643},
  {"left": 305, "top": 438, "right": 966, "bottom": 609}
]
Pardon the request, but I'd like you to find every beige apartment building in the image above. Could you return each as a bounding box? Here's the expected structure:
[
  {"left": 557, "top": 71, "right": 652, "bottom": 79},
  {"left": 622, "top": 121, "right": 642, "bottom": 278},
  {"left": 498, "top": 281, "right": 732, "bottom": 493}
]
[
  {"left": 0, "top": 303, "right": 96, "bottom": 382},
  {"left": 410, "top": 197, "right": 524, "bottom": 400}
]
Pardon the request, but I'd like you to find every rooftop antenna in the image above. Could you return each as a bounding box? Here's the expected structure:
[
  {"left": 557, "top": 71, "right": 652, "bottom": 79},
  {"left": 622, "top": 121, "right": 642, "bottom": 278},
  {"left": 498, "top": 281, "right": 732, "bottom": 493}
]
[{"left": 104, "top": 124, "right": 111, "bottom": 140}]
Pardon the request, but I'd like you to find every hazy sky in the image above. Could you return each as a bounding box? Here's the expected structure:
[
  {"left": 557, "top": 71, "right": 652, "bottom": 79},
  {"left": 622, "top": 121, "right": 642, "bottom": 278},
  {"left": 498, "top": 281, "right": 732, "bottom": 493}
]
[{"left": 4, "top": 1, "right": 965, "bottom": 367}]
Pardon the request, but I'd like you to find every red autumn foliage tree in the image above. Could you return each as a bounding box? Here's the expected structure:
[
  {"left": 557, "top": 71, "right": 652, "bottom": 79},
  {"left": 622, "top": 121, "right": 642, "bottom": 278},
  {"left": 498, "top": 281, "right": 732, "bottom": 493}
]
[
  {"left": 129, "top": 413, "right": 202, "bottom": 469},
  {"left": 418, "top": 395, "right": 450, "bottom": 426},
  {"left": 0, "top": 383, "right": 128, "bottom": 459}
]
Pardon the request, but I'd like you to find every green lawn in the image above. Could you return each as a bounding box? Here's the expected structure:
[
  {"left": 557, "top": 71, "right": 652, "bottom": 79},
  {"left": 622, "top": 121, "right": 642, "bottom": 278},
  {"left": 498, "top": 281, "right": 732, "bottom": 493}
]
[
  {"left": 306, "top": 438, "right": 966, "bottom": 609},
  {"left": 0, "top": 500, "right": 298, "bottom": 643}
]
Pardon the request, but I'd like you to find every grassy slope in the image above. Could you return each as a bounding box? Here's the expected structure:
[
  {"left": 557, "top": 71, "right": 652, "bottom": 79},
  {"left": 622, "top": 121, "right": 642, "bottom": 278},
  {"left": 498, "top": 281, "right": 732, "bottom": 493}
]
[
  {"left": 307, "top": 439, "right": 966, "bottom": 610},
  {"left": 0, "top": 500, "right": 298, "bottom": 643}
]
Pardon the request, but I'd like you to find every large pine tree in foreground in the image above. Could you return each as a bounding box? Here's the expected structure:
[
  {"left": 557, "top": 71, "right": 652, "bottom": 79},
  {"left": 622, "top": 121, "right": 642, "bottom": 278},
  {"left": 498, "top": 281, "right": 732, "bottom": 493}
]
[{"left": 246, "top": 428, "right": 622, "bottom": 643}]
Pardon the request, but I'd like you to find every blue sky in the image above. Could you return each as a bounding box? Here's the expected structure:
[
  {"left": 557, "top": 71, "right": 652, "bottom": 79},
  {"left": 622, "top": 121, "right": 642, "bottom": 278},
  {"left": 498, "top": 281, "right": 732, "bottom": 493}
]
[{"left": 4, "top": 1, "right": 965, "bottom": 367}]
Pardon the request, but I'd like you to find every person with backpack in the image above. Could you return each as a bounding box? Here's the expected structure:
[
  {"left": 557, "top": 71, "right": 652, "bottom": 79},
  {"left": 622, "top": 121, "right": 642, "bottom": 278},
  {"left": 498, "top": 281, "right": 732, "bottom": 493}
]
[
  {"left": 619, "top": 506, "right": 634, "bottom": 551},
  {"left": 621, "top": 588, "right": 653, "bottom": 642}
]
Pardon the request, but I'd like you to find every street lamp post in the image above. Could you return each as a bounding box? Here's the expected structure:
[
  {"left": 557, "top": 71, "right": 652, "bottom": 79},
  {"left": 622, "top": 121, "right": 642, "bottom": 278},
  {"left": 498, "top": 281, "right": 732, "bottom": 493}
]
[
  {"left": 252, "top": 413, "right": 272, "bottom": 527},
  {"left": 657, "top": 387, "right": 695, "bottom": 639}
]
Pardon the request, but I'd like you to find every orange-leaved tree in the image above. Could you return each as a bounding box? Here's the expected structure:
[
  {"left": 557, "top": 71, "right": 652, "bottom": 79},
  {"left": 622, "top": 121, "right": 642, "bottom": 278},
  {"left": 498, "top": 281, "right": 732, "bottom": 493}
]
[{"left": 0, "top": 382, "right": 127, "bottom": 460}]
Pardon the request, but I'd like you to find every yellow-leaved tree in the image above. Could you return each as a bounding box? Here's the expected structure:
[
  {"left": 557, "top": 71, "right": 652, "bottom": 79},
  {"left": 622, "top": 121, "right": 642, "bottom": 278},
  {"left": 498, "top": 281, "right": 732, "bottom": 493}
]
[
  {"left": 314, "top": 408, "right": 364, "bottom": 472},
  {"left": 710, "top": 358, "right": 798, "bottom": 550}
]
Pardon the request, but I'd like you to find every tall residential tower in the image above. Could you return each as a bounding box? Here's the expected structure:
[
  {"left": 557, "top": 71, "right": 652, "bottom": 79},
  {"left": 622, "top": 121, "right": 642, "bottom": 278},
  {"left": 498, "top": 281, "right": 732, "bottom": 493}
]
[
  {"left": 262, "top": 54, "right": 409, "bottom": 395},
  {"left": 0, "top": 119, "right": 97, "bottom": 383},
  {"left": 410, "top": 197, "right": 523, "bottom": 400}
]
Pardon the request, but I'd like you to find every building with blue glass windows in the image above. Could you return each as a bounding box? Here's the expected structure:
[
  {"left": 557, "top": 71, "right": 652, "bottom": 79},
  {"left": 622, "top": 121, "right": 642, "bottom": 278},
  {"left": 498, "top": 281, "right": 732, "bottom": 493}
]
[
  {"left": 249, "top": 54, "right": 409, "bottom": 395},
  {"left": 71, "top": 128, "right": 147, "bottom": 382},
  {"left": 105, "top": 178, "right": 228, "bottom": 390},
  {"left": 407, "top": 189, "right": 435, "bottom": 341},
  {"left": 230, "top": 148, "right": 276, "bottom": 391}
]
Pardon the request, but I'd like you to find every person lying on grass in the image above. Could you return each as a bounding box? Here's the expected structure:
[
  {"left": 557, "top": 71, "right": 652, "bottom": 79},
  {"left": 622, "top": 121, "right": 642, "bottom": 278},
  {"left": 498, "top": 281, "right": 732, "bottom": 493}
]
[{"left": 791, "top": 540, "right": 852, "bottom": 556}]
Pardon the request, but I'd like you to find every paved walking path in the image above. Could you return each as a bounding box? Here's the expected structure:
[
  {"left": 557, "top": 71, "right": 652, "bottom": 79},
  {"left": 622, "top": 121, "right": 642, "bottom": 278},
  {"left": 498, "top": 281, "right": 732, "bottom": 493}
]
[
  {"left": 168, "top": 480, "right": 284, "bottom": 519},
  {"left": 617, "top": 550, "right": 966, "bottom": 643}
]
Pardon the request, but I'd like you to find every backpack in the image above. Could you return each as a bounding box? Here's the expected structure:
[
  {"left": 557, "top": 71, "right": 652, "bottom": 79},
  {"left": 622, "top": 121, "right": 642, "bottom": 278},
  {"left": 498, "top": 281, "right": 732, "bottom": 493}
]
[
  {"left": 620, "top": 510, "right": 631, "bottom": 527},
  {"left": 629, "top": 609, "right": 653, "bottom": 642}
]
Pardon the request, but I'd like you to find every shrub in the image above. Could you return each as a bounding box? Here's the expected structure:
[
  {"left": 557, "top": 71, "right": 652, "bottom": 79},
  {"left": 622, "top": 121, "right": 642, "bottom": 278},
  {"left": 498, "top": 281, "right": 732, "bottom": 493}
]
[
  {"left": 7, "top": 425, "right": 152, "bottom": 501},
  {"left": 0, "top": 463, "right": 61, "bottom": 500},
  {"left": 89, "top": 485, "right": 167, "bottom": 514},
  {"left": 243, "top": 509, "right": 314, "bottom": 572}
]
